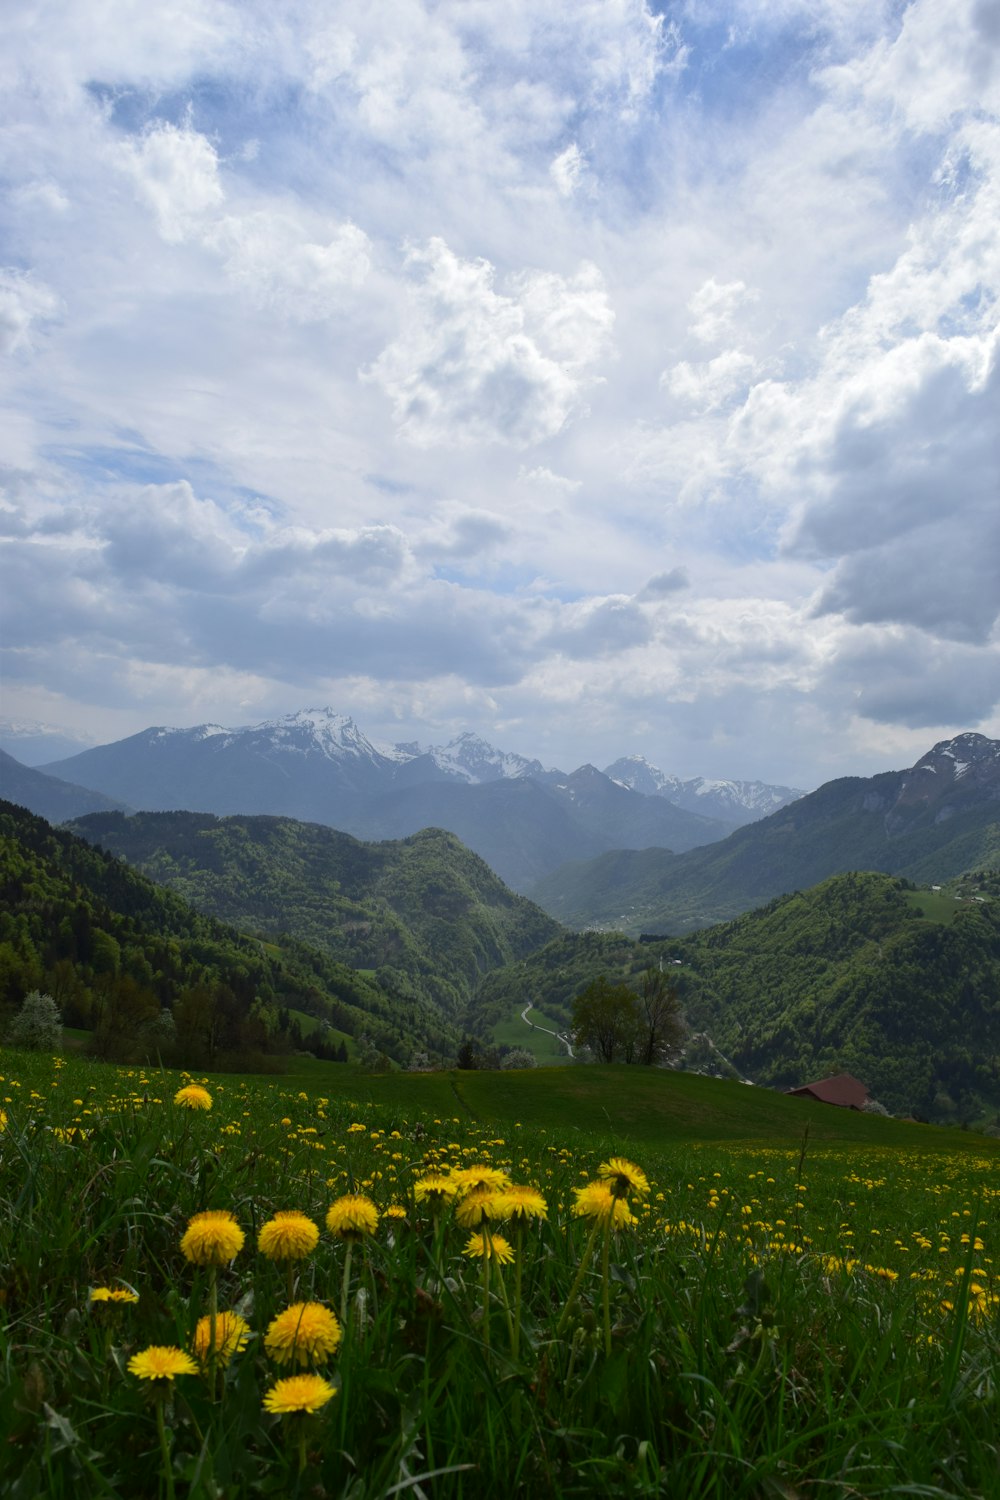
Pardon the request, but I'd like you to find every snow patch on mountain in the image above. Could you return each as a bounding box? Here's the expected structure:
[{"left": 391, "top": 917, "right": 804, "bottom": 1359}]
[{"left": 152, "top": 724, "right": 229, "bottom": 742}]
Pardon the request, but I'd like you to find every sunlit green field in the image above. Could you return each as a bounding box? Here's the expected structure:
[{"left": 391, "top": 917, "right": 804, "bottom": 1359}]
[{"left": 1, "top": 1048, "right": 998, "bottom": 1498}]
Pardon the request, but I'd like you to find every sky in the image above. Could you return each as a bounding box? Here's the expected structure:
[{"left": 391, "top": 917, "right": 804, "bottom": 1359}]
[{"left": 1, "top": 0, "right": 998, "bottom": 788}]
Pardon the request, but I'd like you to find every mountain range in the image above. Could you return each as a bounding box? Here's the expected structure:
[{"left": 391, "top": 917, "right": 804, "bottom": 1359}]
[
  {"left": 5, "top": 719, "right": 1000, "bottom": 1123},
  {"left": 603, "top": 755, "right": 804, "bottom": 824},
  {"left": 529, "top": 732, "right": 1000, "bottom": 932},
  {"left": 8, "top": 708, "right": 802, "bottom": 889}
]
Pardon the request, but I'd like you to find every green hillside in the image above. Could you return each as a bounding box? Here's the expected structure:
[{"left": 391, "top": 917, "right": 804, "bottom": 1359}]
[
  {"left": 472, "top": 872, "right": 1000, "bottom": 1124},
  {"left": 0, "top": 800, "right": 454, "bottom": 1066},
  {"left": 68, "top": 810, "right": 561, "bottom": 1019}
]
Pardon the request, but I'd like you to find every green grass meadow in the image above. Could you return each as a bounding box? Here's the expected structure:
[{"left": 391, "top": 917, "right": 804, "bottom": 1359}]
[{"left": 1, "top": 1048, "right": 998, "bottom": 1498}]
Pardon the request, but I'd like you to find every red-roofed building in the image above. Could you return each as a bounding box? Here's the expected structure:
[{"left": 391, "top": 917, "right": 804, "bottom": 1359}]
[{"left": 786, "top": 1073, "right": 870, "bottom": 1109}]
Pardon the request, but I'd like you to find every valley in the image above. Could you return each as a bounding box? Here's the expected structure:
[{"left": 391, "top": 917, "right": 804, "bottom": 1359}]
[{"left": 2, "top": 724, "right": 1000, "bottom": 1129}]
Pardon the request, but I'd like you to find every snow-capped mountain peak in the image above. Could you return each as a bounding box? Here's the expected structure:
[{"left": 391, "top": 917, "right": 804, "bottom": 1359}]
[
  {"left": 905, "top": 733, "right": 1000, "bottom": 792},
  {"left": 603, "top": 756, "right": 806, "bottom": 826},
  {"left": 251, "top": 708, "right": 422, "bottom": 766},
  {"left": 419, "top": 731, "right": 552, "bottom": 784}
]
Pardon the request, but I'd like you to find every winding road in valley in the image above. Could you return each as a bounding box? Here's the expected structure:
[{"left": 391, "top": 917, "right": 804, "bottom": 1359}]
[{"left": 521, "top": 1003, "right": 575, "bottom": 1059}]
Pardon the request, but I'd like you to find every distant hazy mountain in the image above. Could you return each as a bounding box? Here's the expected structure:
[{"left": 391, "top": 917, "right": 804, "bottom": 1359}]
[
  {"left": 43, "top": 710, "right": 414, "bottom": 825},
  {"left": 604, "top": 755, "right": 805, "bottom": 826},
  {"left": 0, "top": 749, "right": 129, "bottom": 822},
  {"left": 530, "top": 732, "right": 1000, "bottom": 932},
  {"left": 43, "top": 707, "right": 732, "bottom": 890},
  {"left": 0, "top": 718, "right": 95, "bottom": 767},
  {"left": 352, "top": 764, "right": 729, "bottom": 890}
]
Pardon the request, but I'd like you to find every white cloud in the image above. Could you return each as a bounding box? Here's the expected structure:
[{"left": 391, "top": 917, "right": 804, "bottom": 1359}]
[
  {"left": 550, "top": 142, "right": 586, "bottom": 197},
  {"left": 687, "top": 278, "right": 758, "bottom": 344},
  {"left": 821, "top": 0, "right": 1000, "bottom": 132},
  {"left": 415, "top": 506, "right": 513, "bottom": 562},
  {"left": 12, "top": 180, "right": 70, "bottom": 215},
  {"left": 545, "top": 595, "right": 652, "bottom": 659},
  {"left": 662, "top": 348, "right": 760, "bottom": 411},
  {"left": 118, "top": 121, "right": 371, "bottom": 317},
  {"left": 209, "top": 212, "right": 371, "bottom": 319},
  {"left": 518, "top": 465, "right": 582, "bottom": 492},
  {"left": 119, "top": 121, "right": 225, "bottom": 243},
  {"left": 364, "top": 239, "right": 613, "bottom": 448},
  {"left": 0, "top": 270, "right": 60, "bottom": 354}
]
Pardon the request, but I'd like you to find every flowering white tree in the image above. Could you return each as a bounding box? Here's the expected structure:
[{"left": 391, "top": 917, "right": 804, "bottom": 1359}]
[{"left": 10, "top": 990, "right": 63, "bottom": 1051}]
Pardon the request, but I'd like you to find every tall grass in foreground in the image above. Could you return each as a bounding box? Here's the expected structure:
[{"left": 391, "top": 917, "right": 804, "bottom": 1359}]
[{"left": 0, "top": 1049, "right": 998, "bottom": 1498}]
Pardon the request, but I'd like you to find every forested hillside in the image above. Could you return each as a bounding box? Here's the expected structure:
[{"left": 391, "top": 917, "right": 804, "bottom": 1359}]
[
  {"left": 67, "top": 809, "right": 561, "bottom": 1016},
  {"left": 0, "top": 801, "right": 456, "bottom": 1066},
  {"left": 473, "top": 872, "right": 1000, "bottom": 1123}
]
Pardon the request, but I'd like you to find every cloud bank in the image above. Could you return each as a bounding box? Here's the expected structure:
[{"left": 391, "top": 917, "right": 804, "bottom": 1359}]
[{"left": 1, "top": 0, "right": 998, "bottom": 785}]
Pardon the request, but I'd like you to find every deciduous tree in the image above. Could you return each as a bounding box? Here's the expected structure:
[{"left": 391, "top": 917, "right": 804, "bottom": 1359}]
[
  {"left": 572, "top": 976, "right": 639, "bottom": 1063},
  {"left": 634, "top": 967, "right": 685, "bottom": 1065}
]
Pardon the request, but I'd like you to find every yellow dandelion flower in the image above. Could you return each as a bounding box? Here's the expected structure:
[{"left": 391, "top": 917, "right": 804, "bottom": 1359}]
[
  {"left": 572, "top": 1181, "right": 638, "bottom": 1228},
  {"left": 180, "top": 1209, "right": 245, "bottom": 1266},
  {"left": 263, "top": 1373, "right": 338, "bottom": 1414},
  {"left": 597, "top": 1157, "right": 650, "bottom": 1199},
  {"left": 89, "top": 1286, "right": 139, "bottom": 1304},
  {"left": 258, "top": 1211, "right": 320, "bottom": 1262},
  {"left": 413, "top": 1173, "right": 460, "bottom": 1209},
  {"left": 128, "top": 1346, "right": 198, "bottom": 1382},
  {"left": 174, "top": 1084, "right": 213, "bottom": 1111},
  {"left": 451, "top": 1165, "right": 511, "bottom": 1196},
  {"left": 264, "top": 1302, "right": 342, "bottom": 1367},
  {"left": 385, "top": 1204, "right": 408, "bottom": 1220},
  {"left": 325, "top": 1194, "right": 379, "bottom": 1241},
  {"left": 193, "top": 1310, "right": 251, "bottom": 1367},
  {"left": 495, "top": 1185, "right": 548, "bottom": 1222},
  {"left": 454, "top": 1187, "right": 511, "bottom": 1229},
  {"left": 463, "top": 1232, "right": 515, "bottom": 1264}
]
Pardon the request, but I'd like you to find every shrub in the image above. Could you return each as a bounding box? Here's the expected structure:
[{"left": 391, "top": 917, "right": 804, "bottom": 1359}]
[{"left": 500, "top": 1048, "right": 537, "bottom": 1069}]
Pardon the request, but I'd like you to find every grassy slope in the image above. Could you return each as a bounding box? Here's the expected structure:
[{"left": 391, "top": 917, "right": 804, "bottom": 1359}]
[{"left": 278, "top": 1058, "right": 994, "bottom": 1154}]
